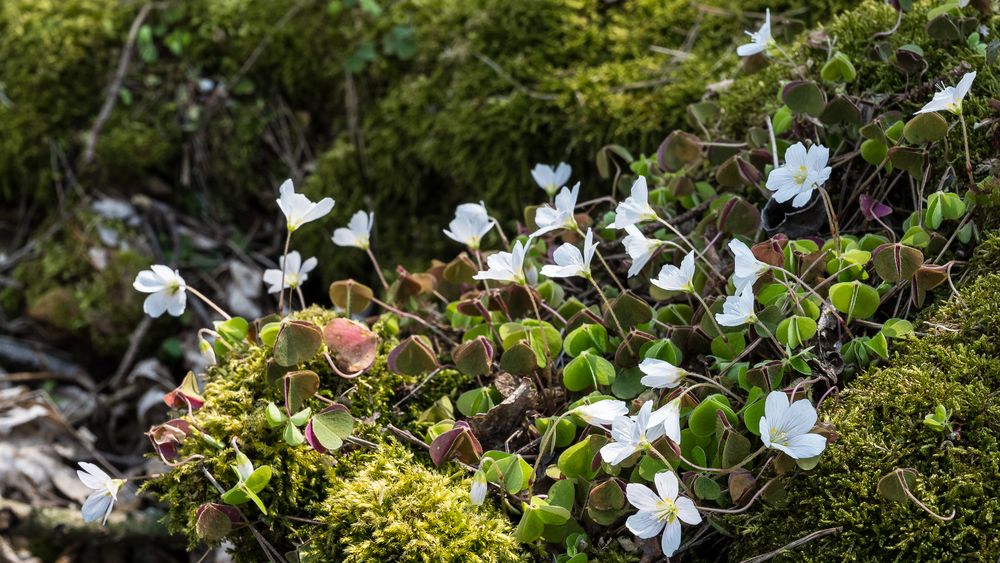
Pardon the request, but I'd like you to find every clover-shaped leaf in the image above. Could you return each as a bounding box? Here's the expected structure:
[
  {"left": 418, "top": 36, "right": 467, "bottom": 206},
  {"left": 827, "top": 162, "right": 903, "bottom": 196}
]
[
  {"left": 305, "top": 404, "right": 354, "bottom": 454},
  {"left": 328, "top": 279, "right": 374, "bottom": 314},
  {"left": 387, "top": 335, "right": 439, "bottom": 375},
  {"left": 273, "top": 320, "right": 323, "bottom": 367}
]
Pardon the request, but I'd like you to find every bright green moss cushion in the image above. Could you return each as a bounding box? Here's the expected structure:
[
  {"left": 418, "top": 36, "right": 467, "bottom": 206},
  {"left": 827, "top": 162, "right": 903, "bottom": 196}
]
[{"left": 727, "top": 233, "right": 1000, "bottom": 561}]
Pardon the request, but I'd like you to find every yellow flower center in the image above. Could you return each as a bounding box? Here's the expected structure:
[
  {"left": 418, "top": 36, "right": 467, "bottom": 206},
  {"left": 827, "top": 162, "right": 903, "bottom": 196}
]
[
  {"left": 770, "top": 426, "right": 788, "bottom": 446},
  {"left": 793, "top": 165, "right": 809, "bottom": 186},
  {"left": 655, "top": 498, "right": 679, "bottom": 523}
]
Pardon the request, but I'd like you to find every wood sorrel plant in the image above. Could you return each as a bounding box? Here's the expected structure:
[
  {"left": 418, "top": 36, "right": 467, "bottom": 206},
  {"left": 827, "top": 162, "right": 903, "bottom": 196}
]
[{"left": 83, "top": 3, "right": 993, "bottom": 560}]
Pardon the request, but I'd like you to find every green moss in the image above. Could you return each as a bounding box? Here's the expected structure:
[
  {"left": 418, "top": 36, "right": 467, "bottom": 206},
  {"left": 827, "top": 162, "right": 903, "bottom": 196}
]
[
  {"left": 144, "top": 307, "right": 521, "bottom": 562},
  {"left": 726, "top": 232, "right": 1000, "bottom": 561},
  {"left": 719, "top": 0, "right": 1000, "bottom": 159},
  {"left": 302, "top": 441, "right": 523, "bottom": 563}
]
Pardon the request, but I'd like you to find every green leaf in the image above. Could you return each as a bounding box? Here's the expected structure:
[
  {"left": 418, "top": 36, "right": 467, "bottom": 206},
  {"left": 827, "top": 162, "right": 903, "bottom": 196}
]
[
  {"left": 860, "top": 139, "right": 888, "bottom": 166},
  {"left": 265, "top": 402, "right": 287, "bottom": 429},
  {"left": 283, "top": 420, "right": 305, "bottom": 445},
  {"left": 688, "top": 394, "right": 737, "bottom": 438},
  {"left": 289, "top": 407, "right": 312, "bottom": 427},
  {"left": 776, "top": 316, "right": 817, "bottom": 348},
  {"left": 900, "top": 225, "right": 930, "bottom": 248},
  {"left": 273, "top": 321, "right": 323, "bottom": 367},
  {"left": 694, "top": 475, "right": 722, "bottom": 500},
  {"left": 482, "top": 451, "right": 533, "bottom": 494},
  {"left": 881, "top": 318, "right": 914, "bottom": 339},
  {"left": 781, "top": 80, "right": 827, "bottom": 116},
  {"left": 925, "top": 191, "right": 966, "bottom": 230},
  {"left": 563, "top": 352, "right": 617, "bottom": 391},
  {"left": 221, "top": 466, "right": 272, "bottom": 507},
  {"left": 515, "top": 507, "right": 545, "bottom": 543},
  {"left": 829, "top": 281, "right": 881, "bottom": 321},
  {"left": 772, "top": 106, "right": 793, "bottom": 135},
  {"left": 872, "top": 243, "right": 924, "bottom": 283},
  {"left": 903, "top": 112, "right": 949, "bottom": 144},
  {"left": 307, "top": 404, "right": 354, "bottom": 452},
  {"left": 328, "top": 279, "right": 374, "bottom": 313},
  {"left": 387, "top": 335, "right": 438, "bottom": 375},
  {"left": 283, "top": 370, "right": 320, "bottom": 414},
  {"left": 564, "top": 324, "right": 610, "bottom": 357},
  {"left": 877, "top": 468, "right": 918, "bottom": 504},
  {"left": 557, "top": 435, "right": 606, "bottom": 480},
  {"left": 820, "top": 52, "right": 857, "bottom": 83},
  {"left": 456, "top": 386, "right": 500, "bottom": 417},
  {"left": 452, "top": 336, "right": 494, "bottom": 377}
]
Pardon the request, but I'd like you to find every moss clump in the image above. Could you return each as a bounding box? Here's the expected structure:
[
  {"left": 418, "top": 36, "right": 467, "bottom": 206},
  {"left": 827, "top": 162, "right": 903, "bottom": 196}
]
[
  {"left": 719, "top": 0, "right": 1000, "bottom": 163},
  {"left": 145, "top": 307, "right": 519, "bottom": 562},
  {"left": 301, "top": 441, "right": 523, "bottom": 563},
  {"left": 726, "top": 232, "right": 1000, "bottom": 561}
]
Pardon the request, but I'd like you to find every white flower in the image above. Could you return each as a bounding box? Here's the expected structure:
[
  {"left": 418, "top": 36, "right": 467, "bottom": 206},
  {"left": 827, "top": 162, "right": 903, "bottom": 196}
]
[
  {"left": 737, "top": 9, "right": 773, "bottom": 57},
  {"left": 262, "top": 251, "right": 317, "bottom": 294},
  {"left": 469, "top": 470, "right": 488, "bottom": 506},
  {"left": 531, "top": 162, "right": 572, "bottom": 197},
  {"left": 77, "top": 462, "right": 125, "bottom": 526},
  {"left": 540, "top": 228, "right": 597, "bottom": 279},
  {"left": 276, "top": 179, "right": 335, "bottom": 232},
  {"left": 199, "top": 338, "right": 217, "bottom": 366},
  {"left": 473, "top": 239, "right": 531, "bottom": 284},
  {"left": 332, "top": 210, "right": 373, "bottom": 249},
  {"left": 759, "top": 391, "right": 827, "bottom": 459},
  {"left": 729, "top": 239, "right": 769, "bottom": 292},
  {"left": 639, "top": 358, "right": 686, "bottom": 389},
  {"left": 572, "top": 399, "right": 629, "bottom": 427},
  {"left": 444, "top": 202, "right": 495, "bottom": 250},
  {"left": 133, "top": 265, "right": 187, "bottom": 318},
  {"left": 600, "top": 401, "right": 680, "bottom": 466},
  {"left": 715, "top": 284, "right": 757, "bottom": 327},
  {"left": 232, "top": 450, "right": 257, "bottom": 483},
  {"left": 609, "top": 176, "right": 659, "bottom": 229},
  {"left": 765, "top": 142, "right": 831, "bottom": 208},
  {"left": 651, "top": 251, "right": 696, "bottom": 293},
  {"left": 622, "top": 225, "right": 663, "bottom": 278},
  {"left": 625, "top": 470, "right": 702, "bottom": 557},
  {"left": 532, "top": 182, "right": 580, "bottom": 236},
  {"left": 916, "top": 71, "right": 976, "bottom": 115}
]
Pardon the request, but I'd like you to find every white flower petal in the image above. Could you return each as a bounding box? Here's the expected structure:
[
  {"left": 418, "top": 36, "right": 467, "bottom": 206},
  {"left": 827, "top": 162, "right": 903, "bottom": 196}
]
[
  {"left": 626, "top": 510, "right": 665, "bottom": 539},
  {"left": 675, "top": 496, "right": 702, "bottom": 525},
  {"left": 781, "top": 399, "right": 819, "bottom": 437},
  {"left": 653, "top": 471, "right": 679, "bottom": 502},
  {"left": 661, "top": 519, "right": 683, "bottom": 557},
  {"left": 784, "top": 432, "right": 828, "bottom": 459},
  {"left": 81, "top": 491, "right": 113, "bottom": 524},
  {"left": 626, "top": 483, "right": 663, "bottom": 512}
]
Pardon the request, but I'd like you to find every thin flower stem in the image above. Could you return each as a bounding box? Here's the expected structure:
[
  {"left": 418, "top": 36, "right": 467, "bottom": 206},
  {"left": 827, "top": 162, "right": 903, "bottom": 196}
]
[
  {"left": 576, "top": 226, "right": 625, "bottom": 292},
  {"left": 958, "top": 112, "right": 976, "bottom": 190},
  {"left": 186, "top": 286, "right": 232, "bottom": 320},
  {"left": 678, "top": 446, "right": 767, "bottom": 475},
  {"left": 645, "top": 447, "right": 695, "bottom": 497},
  {"left": 489, "top": 216, "right": 511, "bottom": 250},
  {"left": 818, "top": 187, "right": 841, "bottom": 256},
  {"left": 475, "top": 249, "right": 512, "bottom": 321},
  {"left": 684, "top": 372, "right": 742, "bottom": 403},
  {"left": 588, "top": 275, "right": 631, "bottom": 352},
  {"left": 901, "top": 478, "right": 956, "bottom": 522},
  {"left": 655, "top": 217, "right": 726, "bottom": 283},
  {"left": 690, "top": 290, "right": 728, "bottom": 345},
  {"left": 277, "top": 230, "right": 291, "bottom": 314},
  {"left": 370, "top": 296, "right": 457, "bottom": 346},
  {"left": 697, "top": 476, "right": 776, "bottom": 515},
  {"left": 364, "top": 247, "right": 390, "bottom": 291},
  {"left": 296, "top": 287, "right": 307, "bottom": 311}
]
